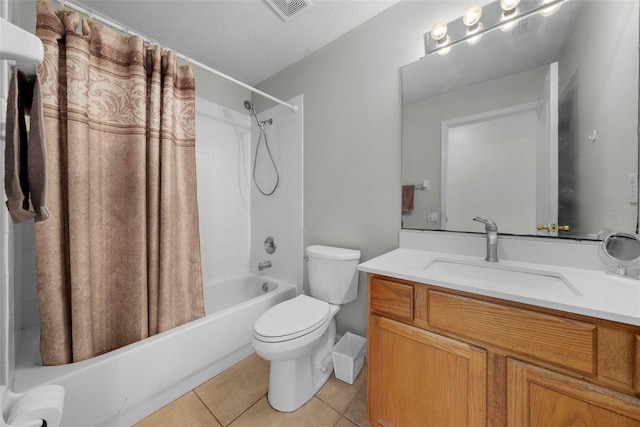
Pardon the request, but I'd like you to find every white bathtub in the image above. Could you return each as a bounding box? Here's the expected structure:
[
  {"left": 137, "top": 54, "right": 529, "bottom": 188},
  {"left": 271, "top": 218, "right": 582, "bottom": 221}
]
[{"left": 12, "top": 273, "right": 296, "bottom": 426}]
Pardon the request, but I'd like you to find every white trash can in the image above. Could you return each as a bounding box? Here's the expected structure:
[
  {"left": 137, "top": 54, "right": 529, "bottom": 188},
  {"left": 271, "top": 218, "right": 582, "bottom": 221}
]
[{"left": 332, "top": 332, "right": 367, "bottom": 384}]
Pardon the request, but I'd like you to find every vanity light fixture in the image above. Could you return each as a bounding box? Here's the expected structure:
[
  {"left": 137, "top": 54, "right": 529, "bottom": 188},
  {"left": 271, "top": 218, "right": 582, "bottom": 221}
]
[
  {"left": 431, "top": 21, "right": 449, "bottom": 44},
  {"left": 464, "top": 5, "right": 484, "bottom": 45},
  {"left": 424, "top": 0, "right": 565, "bottom": 55},
  {"left": 500, "top": 0, "right": 521, "bottom": 14},
  {"left": 500, "top": 0, "right": 521, "bottom": 31},
  {"left": 430, "top": 21, "right": 452, "bottom": 55},
  {"left": 463, "top": 5, "right": 483, "bottom": 28}
]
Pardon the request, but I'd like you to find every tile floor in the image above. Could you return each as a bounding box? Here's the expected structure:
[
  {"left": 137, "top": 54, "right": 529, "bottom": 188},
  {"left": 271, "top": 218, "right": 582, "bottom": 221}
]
[{"left": 134, "top": 354, "right": 370, "bottom": 427}]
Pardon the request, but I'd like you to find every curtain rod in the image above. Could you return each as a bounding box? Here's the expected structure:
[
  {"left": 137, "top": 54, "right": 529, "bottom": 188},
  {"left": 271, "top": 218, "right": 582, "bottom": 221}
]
[{"left": 51, "top": 0, "right": 298, "bottom": 112}]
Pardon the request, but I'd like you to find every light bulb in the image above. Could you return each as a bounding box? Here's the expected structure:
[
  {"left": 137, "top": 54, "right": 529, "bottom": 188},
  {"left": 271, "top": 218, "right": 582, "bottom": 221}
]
[
  {"left": 500, "top": 0, "right": 521, "bottom": 32},
  {"left": 500, "top": 0, "right": 521, "bottom": 12},
  {"left": 431, "top": 21, "right": 448, "bottom": 41},
  {"left": 463, "top": 5, "right": 482, "bottom": 27},
  {"left": 464, "top": 5, "right": 484, "bottom": 44}
]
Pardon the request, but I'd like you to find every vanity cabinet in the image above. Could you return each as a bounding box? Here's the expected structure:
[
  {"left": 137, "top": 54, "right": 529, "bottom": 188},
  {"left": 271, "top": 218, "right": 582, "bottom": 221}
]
[
  {"left": 507, "top": 359, "right": 640, "bottom": 426},
  {"left": 369, "top": 315, "right": 487, "bottom": 426},
  {"left": 367, "top": 274, "right": 640, "bottom": 427}
]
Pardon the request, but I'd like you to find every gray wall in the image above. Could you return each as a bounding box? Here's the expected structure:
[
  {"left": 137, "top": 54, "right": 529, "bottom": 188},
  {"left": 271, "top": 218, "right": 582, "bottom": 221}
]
[{"left": 255, "top": 1, "right": 477, "bottom": 336}]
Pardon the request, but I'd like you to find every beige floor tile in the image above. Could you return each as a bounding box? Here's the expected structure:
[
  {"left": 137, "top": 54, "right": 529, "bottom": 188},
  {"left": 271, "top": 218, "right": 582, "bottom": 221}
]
[
  {"left": 335, "top": 417, "right": 358, "bottom": 427},
  {"left": 343, "top": 385, "right": 371, "bottom": 427},
  {"left": 316, "top": 362, "right": 367, "bottom": 414},
  {"left": 229, "top": 396, "right": 341, "bottom": 427},
  {"left": 195, "top": 354, "right": 269, "bottom": 426},
  {"left": 133, "top": 391, "right": 221, "bottom": 427},
  {"left": 140, "top": 354, "right": 370, "bottom": 427}
]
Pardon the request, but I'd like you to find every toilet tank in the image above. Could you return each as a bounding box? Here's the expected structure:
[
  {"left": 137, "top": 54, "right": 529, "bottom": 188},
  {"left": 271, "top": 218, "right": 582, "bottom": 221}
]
[{"left": 306, "top": 245, "right": 361, "bottom": 304}]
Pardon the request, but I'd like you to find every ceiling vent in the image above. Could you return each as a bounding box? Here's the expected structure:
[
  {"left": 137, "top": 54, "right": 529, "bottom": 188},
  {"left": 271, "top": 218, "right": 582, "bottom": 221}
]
[{"left": 264, "top": 0, "right": 313, "bottom": 22}]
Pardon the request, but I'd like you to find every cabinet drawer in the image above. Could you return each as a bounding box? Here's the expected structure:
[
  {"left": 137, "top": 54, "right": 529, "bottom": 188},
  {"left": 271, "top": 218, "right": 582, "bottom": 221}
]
[
  {"left": 370, "top": 278, "right": 414, "bottom": 321},
  {"left": 428, "top": 291, "right": 596, "bottom": 375}
]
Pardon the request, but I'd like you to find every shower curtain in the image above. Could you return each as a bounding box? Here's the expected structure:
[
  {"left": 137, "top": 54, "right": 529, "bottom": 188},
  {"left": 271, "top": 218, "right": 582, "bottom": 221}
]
[{"left": 34, "top": 0, "right": 204, "bottom": 365}]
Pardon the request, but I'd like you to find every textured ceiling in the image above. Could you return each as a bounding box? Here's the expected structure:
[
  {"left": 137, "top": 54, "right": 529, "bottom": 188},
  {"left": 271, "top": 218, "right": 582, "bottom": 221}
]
[{"left": 74, "top": 0, "right": 402, "bottom": 85}]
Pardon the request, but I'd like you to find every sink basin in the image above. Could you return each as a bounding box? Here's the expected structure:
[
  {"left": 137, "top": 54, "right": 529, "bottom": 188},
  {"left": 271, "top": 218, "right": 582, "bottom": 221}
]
[{"left": 423, "top": 258, "right": 582, "bottom": 297}]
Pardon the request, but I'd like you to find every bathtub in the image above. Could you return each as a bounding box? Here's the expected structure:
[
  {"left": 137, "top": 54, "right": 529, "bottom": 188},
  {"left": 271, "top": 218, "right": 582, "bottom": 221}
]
[{"left": 12, "top": 273, "right": 296, "bottom": 426}]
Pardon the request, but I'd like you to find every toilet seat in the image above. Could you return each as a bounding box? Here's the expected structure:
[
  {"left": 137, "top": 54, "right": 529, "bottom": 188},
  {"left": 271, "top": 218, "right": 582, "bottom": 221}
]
[{"left": 254, "top": 295, "right": 330, "bottom": 343}]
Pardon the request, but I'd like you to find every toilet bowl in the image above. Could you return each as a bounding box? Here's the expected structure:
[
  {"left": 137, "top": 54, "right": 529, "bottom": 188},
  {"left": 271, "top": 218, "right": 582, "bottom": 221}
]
[
  {"left": 252, "top": 295, "right": 340, "bottom": 412},
  {"left": 251, "top": 245, "right": 360, "bottom": 412}
]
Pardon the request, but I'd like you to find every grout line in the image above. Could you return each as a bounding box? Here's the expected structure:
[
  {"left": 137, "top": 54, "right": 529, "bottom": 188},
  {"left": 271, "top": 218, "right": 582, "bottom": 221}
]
[
  {"left": 226, "top": 392, "right": 268, "bottom": 426},
  {"left": 333, "top": 379, "right": 370, "bottom": 427},
  {"left": 340, "top": 377, "right": 369, "bottom": 427},
  {"left": 193, "top": 390, "right": 224, "bottom": 427},
  {"left": 333, "top": 417, "right": 357, "bottom": 427},
  {"left": 316, "top": 374, "right": 366, "bottom": 415}
]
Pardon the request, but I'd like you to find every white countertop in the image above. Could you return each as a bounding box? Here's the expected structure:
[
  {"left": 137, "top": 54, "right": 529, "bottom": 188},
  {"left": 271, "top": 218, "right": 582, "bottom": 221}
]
[{"left": 358, "top": 248, "right": 640, "bottom": 327}]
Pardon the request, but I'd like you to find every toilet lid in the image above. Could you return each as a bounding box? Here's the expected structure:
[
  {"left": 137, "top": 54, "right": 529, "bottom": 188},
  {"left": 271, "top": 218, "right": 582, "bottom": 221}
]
[{"left": 254, "top": 295, "right": 330, "bottom": 342}]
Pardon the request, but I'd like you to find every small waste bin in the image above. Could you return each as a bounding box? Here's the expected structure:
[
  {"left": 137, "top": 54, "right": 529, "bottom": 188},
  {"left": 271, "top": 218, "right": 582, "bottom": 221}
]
[{"left": 332, "top": 332, "right": 367, "bottom": 384}]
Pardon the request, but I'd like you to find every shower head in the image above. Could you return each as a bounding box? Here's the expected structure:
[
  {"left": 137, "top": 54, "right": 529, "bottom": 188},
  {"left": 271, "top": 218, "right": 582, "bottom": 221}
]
[{"left": 244, "top": 100, "right": 273, "bottom": 128}]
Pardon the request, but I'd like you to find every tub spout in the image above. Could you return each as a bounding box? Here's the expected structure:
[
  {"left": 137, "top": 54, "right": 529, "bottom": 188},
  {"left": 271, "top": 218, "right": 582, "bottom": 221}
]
[{"left": 258, "top": 261, "right": 272, "bottom": 271}]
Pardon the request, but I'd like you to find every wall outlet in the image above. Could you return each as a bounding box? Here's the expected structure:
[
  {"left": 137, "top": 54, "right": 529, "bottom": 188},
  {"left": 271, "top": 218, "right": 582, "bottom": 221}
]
[
  {"left": 427, "top": 212, "right": 438, "bottom": 223},
  {"left": 630, "top": 173, "right": 638, "bottom": 204}
]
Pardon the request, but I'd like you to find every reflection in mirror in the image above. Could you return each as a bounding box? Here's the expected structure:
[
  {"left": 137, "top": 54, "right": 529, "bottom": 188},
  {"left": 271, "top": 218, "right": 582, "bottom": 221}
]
[
  {"left": 443, "top": 102, "right": 540, "bottom": 234},
  {"left": 401, "top": 0, "right": 639, "bottom": 240}
]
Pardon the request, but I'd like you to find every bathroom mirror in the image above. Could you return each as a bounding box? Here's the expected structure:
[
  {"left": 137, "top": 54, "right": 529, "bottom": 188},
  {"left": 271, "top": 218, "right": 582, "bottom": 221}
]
[{"left": 401, "top": 0, "right": 639, "bottom": 240}]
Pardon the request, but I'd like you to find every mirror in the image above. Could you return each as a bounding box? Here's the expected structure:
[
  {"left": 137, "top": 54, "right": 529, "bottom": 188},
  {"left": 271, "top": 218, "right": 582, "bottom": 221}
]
[{"left": 401, "top": 0, "right": 639, "bottom": 239}]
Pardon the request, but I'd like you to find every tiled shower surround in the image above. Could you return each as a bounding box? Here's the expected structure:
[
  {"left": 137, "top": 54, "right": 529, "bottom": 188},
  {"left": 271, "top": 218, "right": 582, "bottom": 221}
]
[
  {"left": 196, "top": 98, "right": 253, "bottom": 282},
  {"left": 198, "top": 94, "right": 304, "bottom": 288},
  {"left": 250, "top": 95, "right": 304, "bottom": 288}
]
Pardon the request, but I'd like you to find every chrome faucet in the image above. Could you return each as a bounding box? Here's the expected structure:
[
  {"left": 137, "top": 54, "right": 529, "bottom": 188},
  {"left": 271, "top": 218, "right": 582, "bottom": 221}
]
[
  {"left": 473, "top": 217, "right": 498, "bottom": 262},
  {"left": 258, "top": 260, "right": 272, "bottom": 271}
]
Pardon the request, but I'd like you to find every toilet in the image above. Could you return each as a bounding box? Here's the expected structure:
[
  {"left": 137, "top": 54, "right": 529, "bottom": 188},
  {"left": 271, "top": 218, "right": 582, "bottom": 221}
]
[{"left": 251, "top": 245, "right": 361, "bottom": 412}]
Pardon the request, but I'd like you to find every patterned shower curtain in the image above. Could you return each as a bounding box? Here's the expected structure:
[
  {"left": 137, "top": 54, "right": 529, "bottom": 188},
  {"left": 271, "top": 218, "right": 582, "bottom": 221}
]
[{"left": 34, "top": 0, "right": 204, "bottom": 365}]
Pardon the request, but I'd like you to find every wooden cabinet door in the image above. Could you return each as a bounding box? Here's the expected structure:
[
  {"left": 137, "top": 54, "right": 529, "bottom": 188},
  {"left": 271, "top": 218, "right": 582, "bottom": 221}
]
[
  {"left": 368, "top": 315, "right": 487, "bottom": 427},
  {"left": 507, "top": 359, "right": 640, "bottom": 426}
]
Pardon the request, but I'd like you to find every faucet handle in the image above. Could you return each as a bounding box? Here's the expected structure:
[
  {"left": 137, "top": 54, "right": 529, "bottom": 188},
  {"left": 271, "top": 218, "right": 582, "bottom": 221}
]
[{"left": 473, "top": 217, "right": 498, "bottom": 231}]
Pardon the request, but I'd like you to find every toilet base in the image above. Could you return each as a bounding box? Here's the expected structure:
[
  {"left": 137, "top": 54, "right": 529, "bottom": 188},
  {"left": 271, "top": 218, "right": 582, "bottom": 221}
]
[{"left": 266, "top": 320, "right": 336, "bottom": 412}]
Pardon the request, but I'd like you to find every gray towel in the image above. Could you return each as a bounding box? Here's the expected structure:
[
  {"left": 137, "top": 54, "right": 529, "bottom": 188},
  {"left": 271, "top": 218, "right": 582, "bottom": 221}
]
[{"left": 4, "top": 68, "right": 49, "bottom": 223}]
